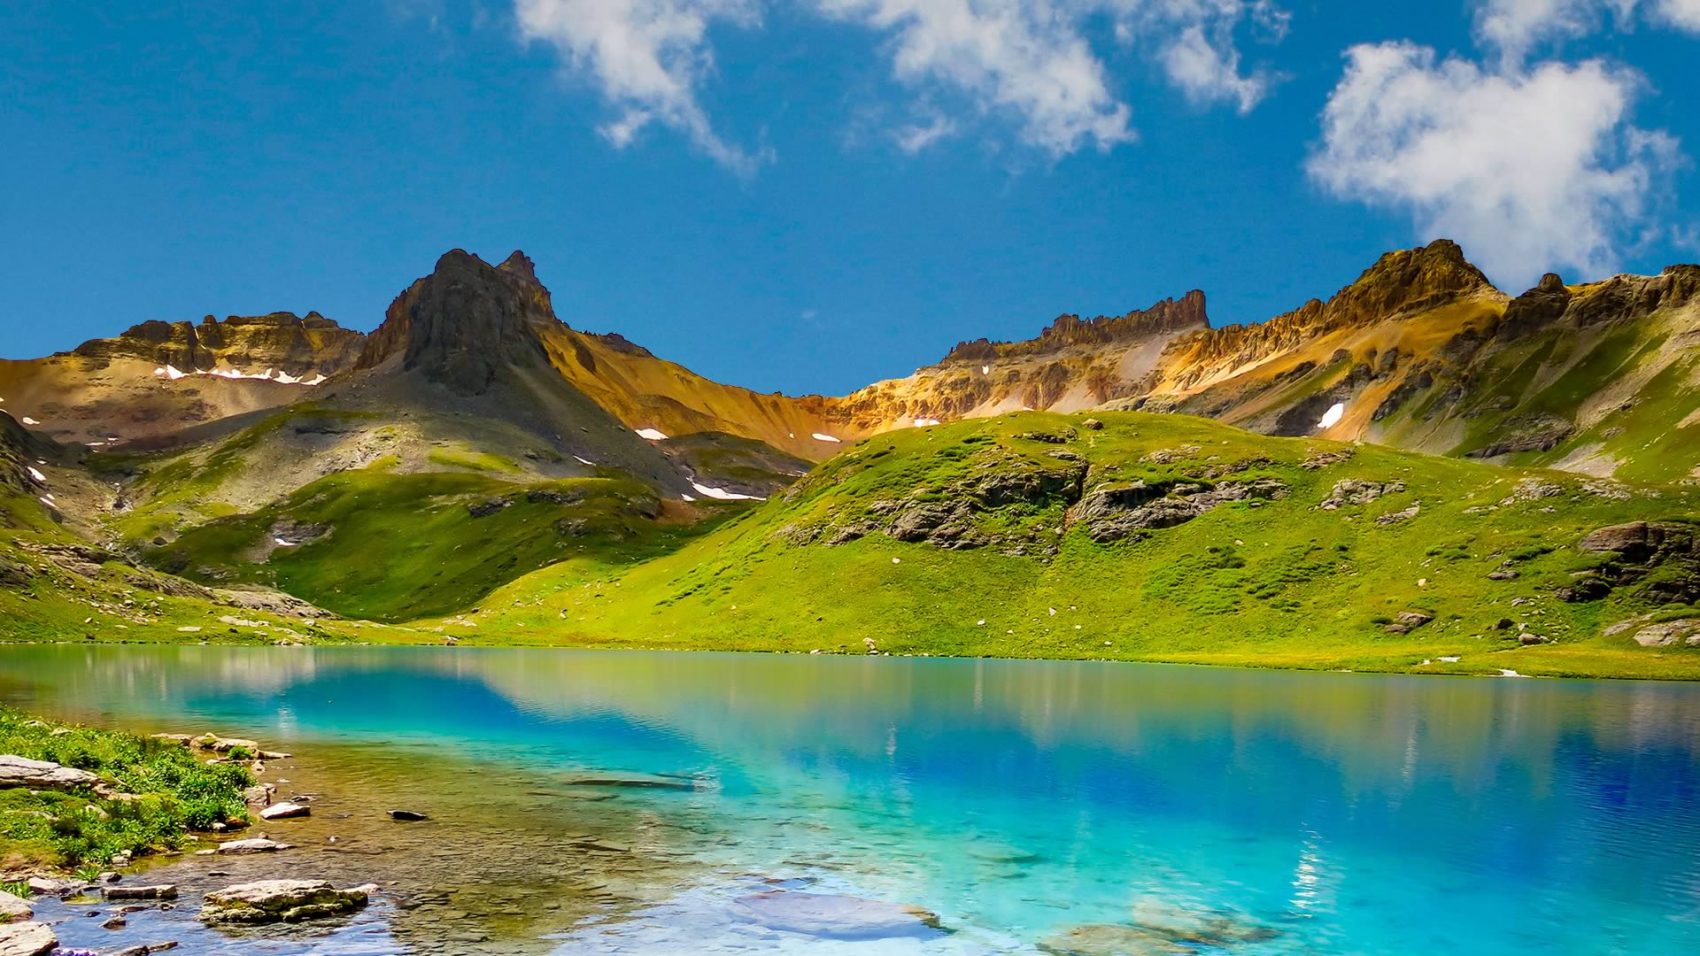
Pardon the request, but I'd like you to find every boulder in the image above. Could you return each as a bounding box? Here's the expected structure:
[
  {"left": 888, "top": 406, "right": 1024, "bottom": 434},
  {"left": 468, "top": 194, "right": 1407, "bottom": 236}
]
[
  {"left": 0, "top": 922, "right": 55, "bottom": 956},
  {"left": 730, "top": 890, "right": 942, "bottom": 941},
  {"left": 215, "top": 837, "right": 293, "bottom": 854},
  {"left": 0, "top": 754, "right": 100, "bottom": 792},
  {"left": 103, "top": 884, "right": 177, "bottom": 901},
  {"left": 1319, "top": 479, "right": 1405, "bottom": 510},
  {"left": 198, "top": 880, "right": 370, "bottom": 925},
  {"left": 1630, "top": 619, "right": 1700, "bottom": 648},
  {"left": 0, "top": 890, "right": 30, "bottom": 922},
  {"left": 1383, "top": 611, "right": 1434, "bottom": 635},
  {"left": 193, "top": 735, "right": 260, "bottom": 754},
  {"left": 388, "top": 809, "right": 429, "bottom": 822},
  {"left": 1579, "top": 522, "right": 1696, "bottom": 563},
  {"left": 259, "top": 801, "right": 310, "bottom": 820}
]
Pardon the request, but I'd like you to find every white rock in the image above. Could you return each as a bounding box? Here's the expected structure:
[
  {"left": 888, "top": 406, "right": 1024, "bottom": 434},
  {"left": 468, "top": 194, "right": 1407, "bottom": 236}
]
[{"left": 0, "top": 921, "right": 55, "bottom": 956}]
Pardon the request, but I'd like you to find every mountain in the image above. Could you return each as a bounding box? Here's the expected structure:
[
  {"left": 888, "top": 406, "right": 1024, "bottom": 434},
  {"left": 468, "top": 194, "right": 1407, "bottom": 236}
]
[
  {"left": 2, "top": 241, "right": 1698, "bottom": 672},
  {"left": 818, "top": 240, "right": 1700, "bottom": 484},
  {"left": 463, "top": 410, "right": 1700, "bottom": 679},
  {"left": 0, "top": 311, "right": 364, "bottom": 446}
]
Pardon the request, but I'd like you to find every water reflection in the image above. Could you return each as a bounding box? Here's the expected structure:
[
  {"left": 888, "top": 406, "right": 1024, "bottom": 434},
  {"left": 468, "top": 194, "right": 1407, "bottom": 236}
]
[{"left": 2, "top": 646, "right": 1699, "bottom": 954}]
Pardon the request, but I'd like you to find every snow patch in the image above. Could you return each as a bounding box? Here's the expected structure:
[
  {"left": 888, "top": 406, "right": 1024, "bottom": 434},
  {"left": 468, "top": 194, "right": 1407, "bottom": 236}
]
[
  {"left": 21, "top": 417, "right": 39, "bottom": 426},
  {"left": 981, "top": 365, "right": 990, "bottom": 375},
  {"left": 913, "top": 417, "right": 941, "bottom": 427},
  {"left": 1316, "top": 402, "right": 1346, "bottom": 430},
  {"left": 811, "top": 433, "right": 841, "bottom": 443},
  {"left": 690, "top": 482, "right": 764, "bottom": 501},
  {"left": 681, "top": 494, "right": 696, "bottom": 502},
  {"left": 26, "top": 466, "right": 46, "bottom": 483},
  {"left": 636, "top": 428, "right": 669, "bottom": 441},
  {"left": 274, "top": 537, "right": 297, "bottom": 547},
  {"left": 574, "top": 456, "right": 596, "bottom": 466},
  {"left": 38, "top": 497, "right": 55, "bottom": 509},
  {"left": 154, "top": 364, "right": 324, "bottom": 386}
]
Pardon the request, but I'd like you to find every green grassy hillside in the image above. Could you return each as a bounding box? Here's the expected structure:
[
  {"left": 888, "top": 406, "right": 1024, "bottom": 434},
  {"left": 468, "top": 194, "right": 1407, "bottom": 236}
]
[{"left": 454, "top": 411, "right": 1700, "bottom": 679}]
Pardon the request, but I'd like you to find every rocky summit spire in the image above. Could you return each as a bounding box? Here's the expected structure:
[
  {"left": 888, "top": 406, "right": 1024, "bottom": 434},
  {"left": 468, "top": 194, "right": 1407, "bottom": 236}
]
[{"left": 355, "top": 249, "right": 561, "bottom": 395}]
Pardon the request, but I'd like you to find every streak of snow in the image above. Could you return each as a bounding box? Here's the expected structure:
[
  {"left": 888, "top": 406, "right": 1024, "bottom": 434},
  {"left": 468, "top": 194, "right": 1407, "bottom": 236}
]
[
  {"left": 811, "top": 433, "right": 841, "bottom": 443},
  {"left": 26, "top": 466, "right": 46, "bottom": 483},
  {"left": 574, "top": 456, "right": 595, "bottom": 466},
  {"left": 274, "top": 538, "right": 297, "bottom": 547},
  {"left": 913, "top": 417, "right": 941, "bottom": 427},
  {"left": 21, "top": 417, "right": 40, "bottom": 426},
  {"left": 690, "top": 482, "right": 764, "bottom": 501},
  {"left": 636, "top": 428, "right": 668, "bottom": 441},
  {"left": 1317, "top": 402, "right": 1346, "bottom": 430}
]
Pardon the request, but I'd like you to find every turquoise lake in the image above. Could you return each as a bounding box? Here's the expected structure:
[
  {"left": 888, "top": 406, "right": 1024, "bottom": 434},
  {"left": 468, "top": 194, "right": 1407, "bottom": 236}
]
[{"left": 3, "top": 645, "right": 1699, "bottom": 954}]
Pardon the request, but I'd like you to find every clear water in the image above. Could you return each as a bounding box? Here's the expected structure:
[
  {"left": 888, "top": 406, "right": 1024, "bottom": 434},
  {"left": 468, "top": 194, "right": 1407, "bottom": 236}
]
[{"left": 3, "top": 645, "right": 1700, "bottom": 955}]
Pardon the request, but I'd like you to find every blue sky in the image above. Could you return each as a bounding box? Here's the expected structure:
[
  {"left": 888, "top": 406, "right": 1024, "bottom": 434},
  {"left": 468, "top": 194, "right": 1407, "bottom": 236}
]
[{"left": 1, "top": 1, "right": 1696, "bottom": 394}]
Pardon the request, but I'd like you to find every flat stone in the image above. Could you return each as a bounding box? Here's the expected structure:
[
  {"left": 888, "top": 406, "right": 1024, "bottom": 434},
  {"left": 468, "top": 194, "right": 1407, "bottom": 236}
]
[
  {"left": 0, "top": 890, "right": 30, "bottom": 921},
  {"left": 731, "top": 890, "right": 942, "bottom": 941},
  {"left": 259, "top": 801, "right": 310, "bottom": 820},
  {"left": 103, "top": 884, "right": 177, "bottom": 901},
  {"left": 0, "top": 921, "right": 56, "bottom": 956},
  {"left": 198, "top": 879, "right": 369, "bottom": 925},
  {"left": 215, "top": 837, "right": 293, "bottom": 855},
  {"left": 1631, "top": 619, "right": 1700, "bottom": 647},
  {"left": 0, "top": 753, "right": 100, "bottom": 792}
]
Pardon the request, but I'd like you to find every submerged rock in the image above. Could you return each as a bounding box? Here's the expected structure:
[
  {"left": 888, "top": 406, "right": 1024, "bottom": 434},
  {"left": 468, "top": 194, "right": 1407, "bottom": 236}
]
[
  {"left": 103, "top": 884, "right": 177, "bottom": 901},
  {"left": 731, "top": 890, "right": 943, "bottom": 941},
  {"left": 198, "top": 879, "right": 371, "bottom": 925},
  {"left": 1038, "top": 923, "right": 1192, "bottom": 955}
]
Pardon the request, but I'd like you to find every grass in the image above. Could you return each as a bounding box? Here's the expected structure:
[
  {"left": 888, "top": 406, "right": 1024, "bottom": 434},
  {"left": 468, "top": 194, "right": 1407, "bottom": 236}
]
[
  {"left": 147, "top": 468, "right": 731, "bottom": 622},
  {"left": 0, "top": 707, "right": 251, "bottom": 872},
  {"left": 445, "top": 411, "right": 1700, "bottom": 680}
]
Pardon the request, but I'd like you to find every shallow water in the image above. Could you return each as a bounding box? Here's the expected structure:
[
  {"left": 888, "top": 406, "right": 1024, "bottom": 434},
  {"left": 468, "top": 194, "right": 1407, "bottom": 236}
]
[{"left": 3, "top": 645, "right": 1700, "bottom": 954}]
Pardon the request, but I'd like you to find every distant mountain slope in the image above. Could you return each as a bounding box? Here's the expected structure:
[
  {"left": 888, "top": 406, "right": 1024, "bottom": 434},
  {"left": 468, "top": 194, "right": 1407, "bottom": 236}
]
[
  {"left": 0, "top": 311, "right": 364, "bottom": 446},
  {"left": 468, "top": 410, "right": 1700, "bottom": 680}
]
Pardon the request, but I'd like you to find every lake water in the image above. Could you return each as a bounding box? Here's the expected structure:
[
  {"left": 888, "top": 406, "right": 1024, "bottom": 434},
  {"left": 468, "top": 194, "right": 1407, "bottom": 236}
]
[{"left": 2, "top": 646, "right": 1699, "bottom": 955}]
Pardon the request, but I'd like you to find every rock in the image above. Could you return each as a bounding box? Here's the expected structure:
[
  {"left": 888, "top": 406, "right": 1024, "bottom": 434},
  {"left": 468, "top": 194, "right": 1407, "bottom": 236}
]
[
  {"left": 1319, "top": 479, "right": 1405, "bottom": 510},
  {"left": 0, "top": 921, "right": 56, "bottom": 956},
  {"left": 388, "top": 809, "right": 429, "bottom": 822},
  {"left": 1375, "top": 504, "right": 1421, "bottom": 525},
  {"left": 242, "top": 783, "right": 275, "bottom": 808},
  {"left": 103, "top": 885, "right": 177, "bottom": 901},
  {"left": 1038, "top": 923, "right": 1192, "bottom": 955},
  {"left": 0, "top": 754, "right": 101, "bottom": 792},
  {"left": 192, "top": 735, "right": 260, "bottom": 754},
  {"left": 103, "top": 915, "right": 128, "bottom": 929},
  {"left": 1383, "top": 611, "right": 1434, "bottom": 635},
  {"left": 1629, "top": 619, "right": 1700, "bottom": 648},
  {"left": 215, "top": 837, "right": 293, "bottom": 854},
  {"left": 1487, "top": 569, "right": 1519, "bottom": 580},
  {"left": 0, "top": 890, "right": 31, "bottom": 921},
  {"left": 1081, "top": 418, "right": 1104, "bottom": 430},
  {"left": 23, "top": 878, "right": 75, "bottom": 896},
  {"left": 1579, "top": 521, "right": 1697, "bottom": 563},
  {"left": 198, "top": 879, "right": 370, "bottom": 925},
  {"left": 259, "top": 801, "right": 310, "bottom": 820},
  {"left": 1071, "top": 478, "right": 1286, "bottom": 543},
  {"left": 1300, "top": 449, "right": 1355, "bottom": 470},
  {"left": 730, "top": 891, "right": 942, "bottom": 941},
  {"left": 1557, "top": 576, "right": 1613, "bottom": 602},
  {"left": 111, "top": 944, "right": 180, "bottom": 956}
]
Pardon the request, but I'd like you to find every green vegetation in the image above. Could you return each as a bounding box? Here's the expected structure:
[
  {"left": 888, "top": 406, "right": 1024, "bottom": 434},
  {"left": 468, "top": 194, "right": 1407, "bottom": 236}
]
[
  {"left": 148, "top": 468, "right": 728, "bottom": 622},
  {"left": 450, "top": 411, "right": 1700, "bottom": 680},
  {"left": 0, "top": 707, "right": 251, "bottom": 871}
]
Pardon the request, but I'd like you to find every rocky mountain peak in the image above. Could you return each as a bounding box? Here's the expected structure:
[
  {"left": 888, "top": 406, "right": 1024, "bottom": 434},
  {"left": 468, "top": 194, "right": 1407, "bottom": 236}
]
[
  {"left": 354, "top": 249, "right": 562, "bottom": 395},
  {"left": 1325, "top": 239, "right": 1499, "bottom": 324},
  {"left": 940, "top": 290, "right": 1210, "bottom": 365},
  {"left": 498, "top": 250, "right": 539, "bottom": 284},
  {"left": 67, "top": 311, "right": 363, "bottom": 374}
]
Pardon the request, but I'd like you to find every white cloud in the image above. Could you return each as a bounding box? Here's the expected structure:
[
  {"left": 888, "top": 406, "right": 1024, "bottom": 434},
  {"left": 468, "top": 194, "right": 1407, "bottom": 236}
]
[
  {"left": 894, "top": 112, "right": 958, "bottom": 152},
  {"left": 816, "top": 0, "right": 1136, "bottom": 156},
  {"left": 1309, "top": 41, "right": 1679, "bottom": 287},
  {"left": 1473, "top": 0, "right": 1700, "bottom": 62},
  {"left": 516, "top": 0, "right": 1284, "bottom": 164},
  {"left": 514, "top": 0, "right": 769, "bottom": 173},
  {"left": 1158, "top": 23, "right": 1265, "bottom": 112}
]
